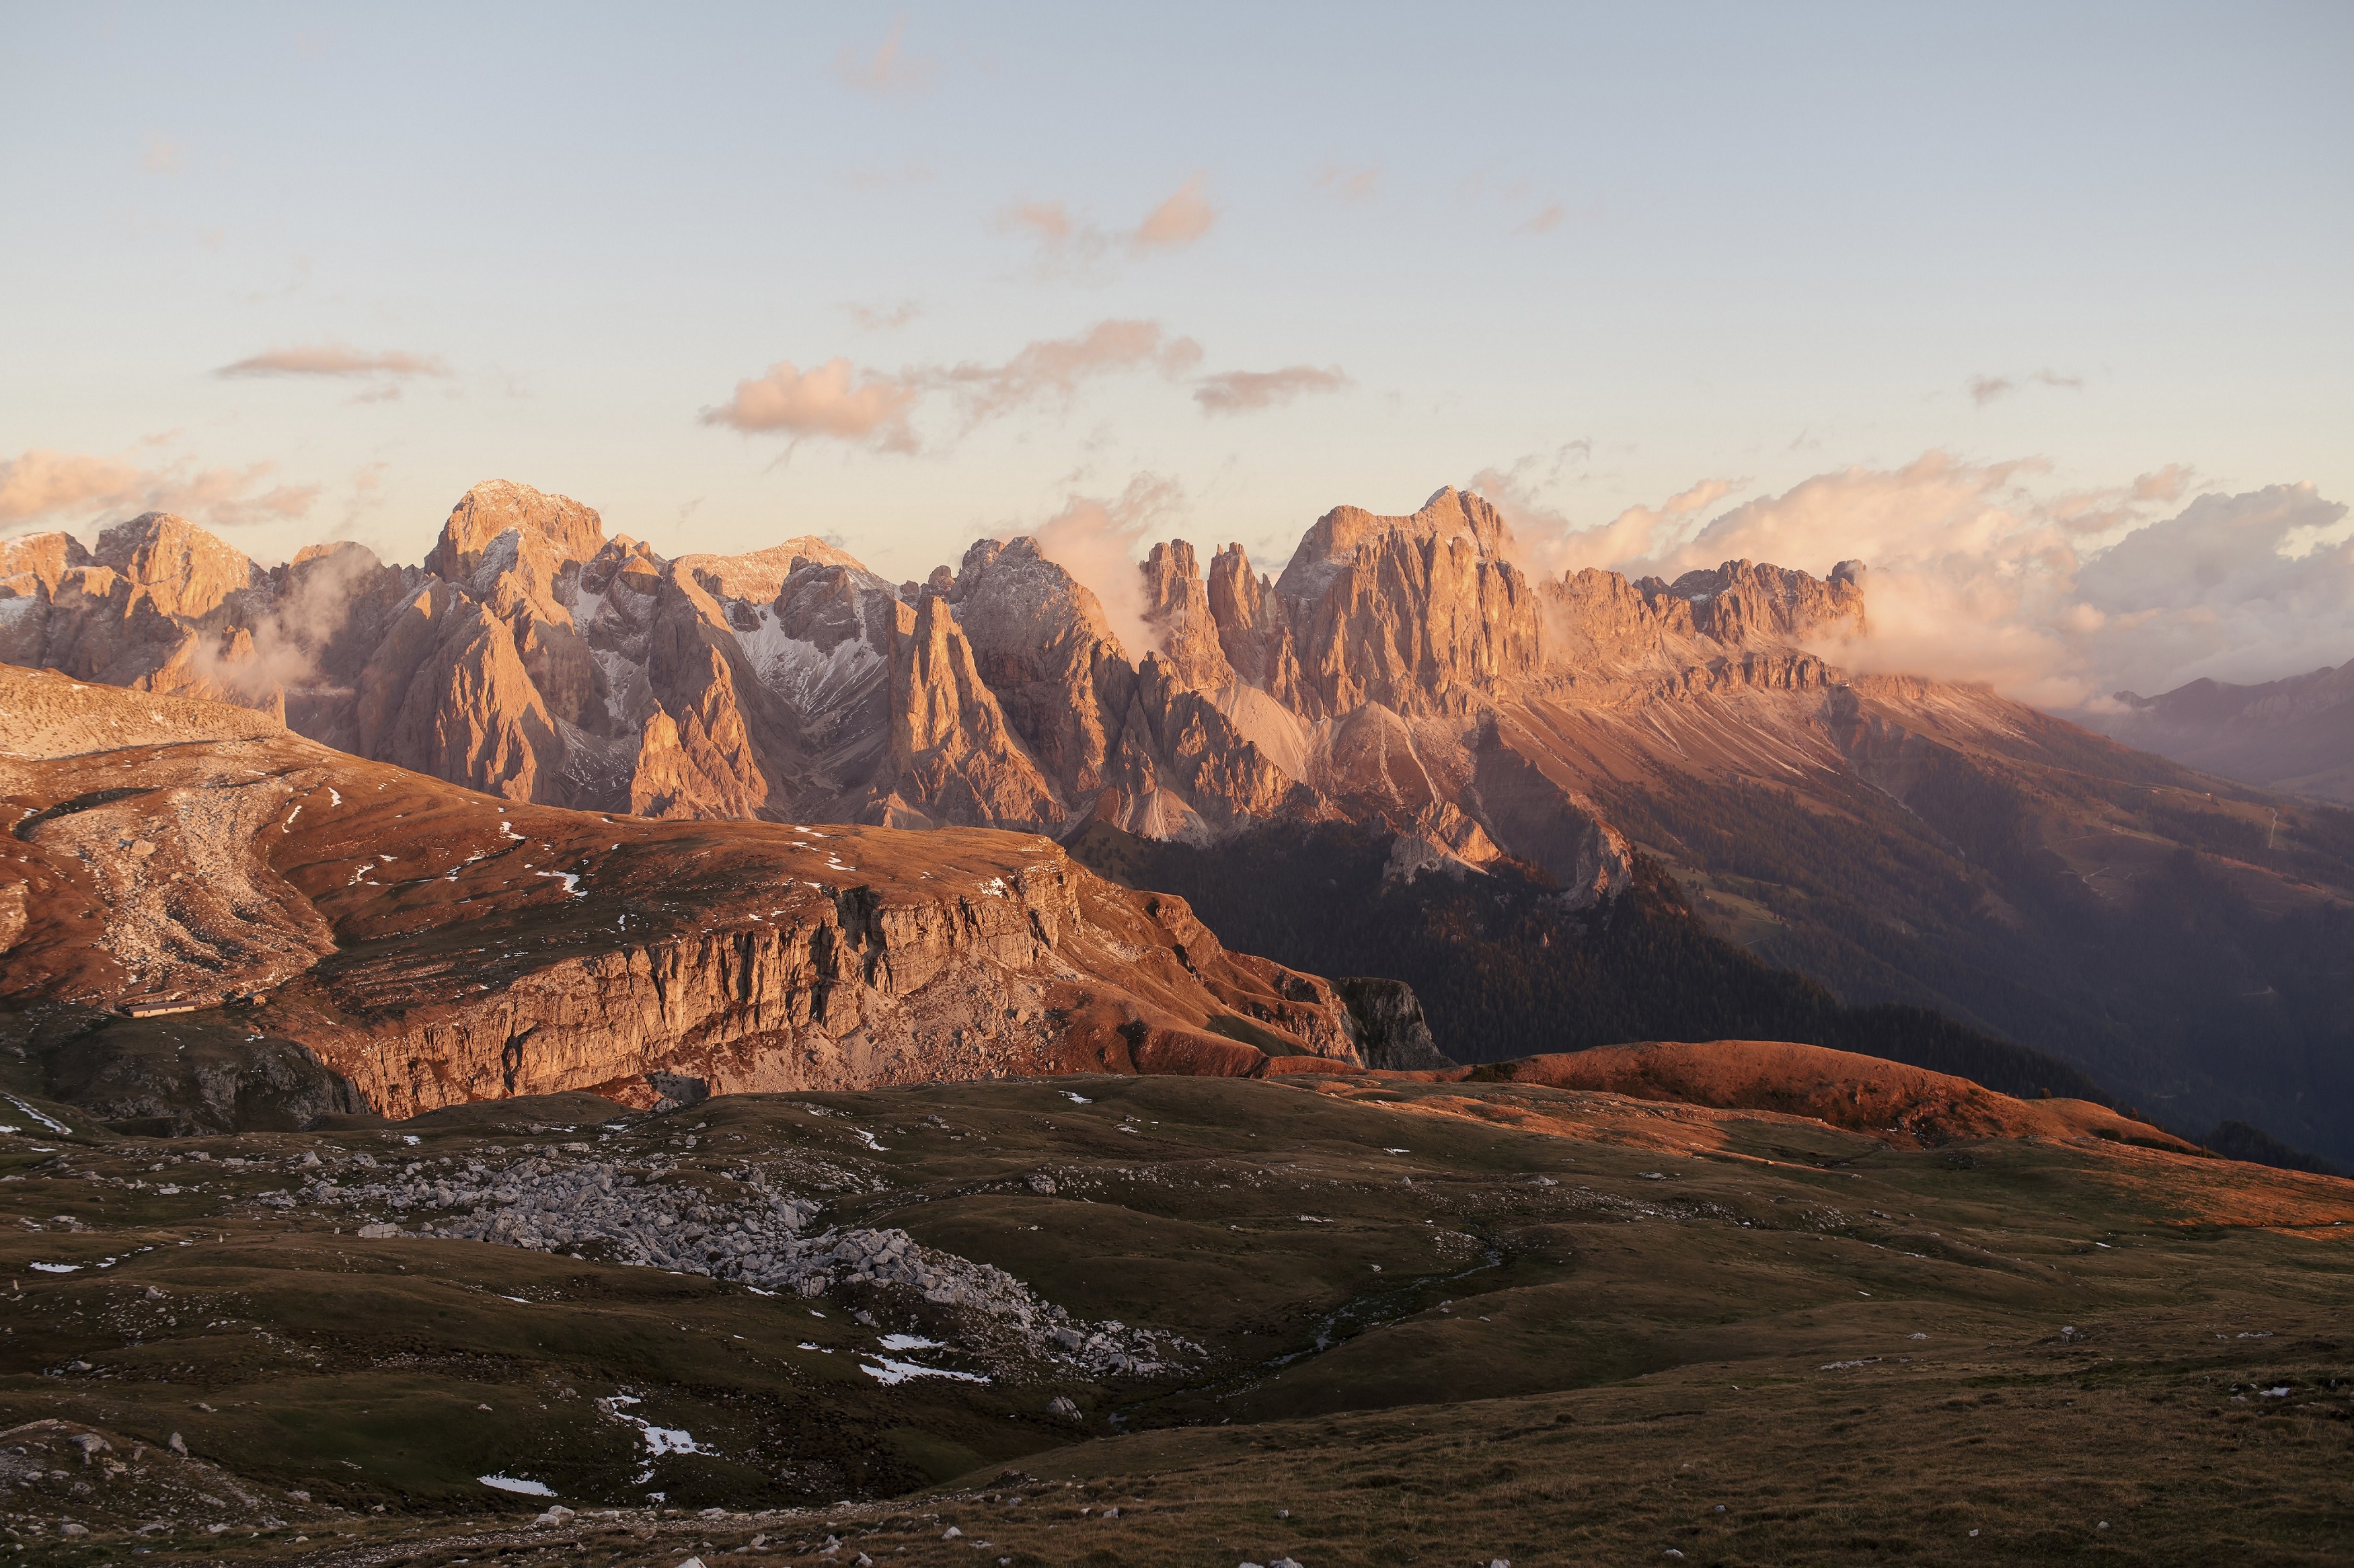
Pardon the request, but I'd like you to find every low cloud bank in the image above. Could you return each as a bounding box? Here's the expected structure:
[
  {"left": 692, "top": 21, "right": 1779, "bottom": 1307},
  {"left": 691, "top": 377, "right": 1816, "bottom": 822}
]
[
  {"left": 0, "top": 447, "right": 317, "bottom": 534},
  {"left": 1482, "top": 452, "right": 2351, "bottom": 707}
]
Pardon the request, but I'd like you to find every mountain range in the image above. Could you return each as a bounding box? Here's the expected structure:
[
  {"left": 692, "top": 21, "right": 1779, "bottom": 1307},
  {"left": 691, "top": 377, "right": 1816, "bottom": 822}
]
[
  {"left": 4, "top": 480, "right": 2351, "bottom": 1162},
  {"left": 2089, "top": 657, "right": 2354, "bottom": 806}
]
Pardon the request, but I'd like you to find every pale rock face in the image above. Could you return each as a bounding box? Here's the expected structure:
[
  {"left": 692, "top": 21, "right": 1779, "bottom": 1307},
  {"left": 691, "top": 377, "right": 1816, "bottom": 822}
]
[
  {"left": 878, "top": 593, "right": 1063, "bottom": 830},
  {"left": 1641, "top": 559, "right": 1868, "bottom": 648},
  {"left": 424, "top": 479, "right": 605, "bottom": 625},
  {"left": 1273, "top": 488, "right": 1544, "bottom": 717},
  {"left": 94, "top": 513, "right": 270, "bottom": 623},
  {"left": 1141, "top": 540, "right": 1234, "bottom": 694}
]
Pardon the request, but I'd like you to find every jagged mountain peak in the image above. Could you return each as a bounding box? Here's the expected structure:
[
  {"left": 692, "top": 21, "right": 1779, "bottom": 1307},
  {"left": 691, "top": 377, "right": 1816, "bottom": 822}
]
[
  {"left": 1277, "top": 485, "right": 1515, "bottom": 606},
  {"left": 424, "top": 478, "right": 606, "bottom": 590}
]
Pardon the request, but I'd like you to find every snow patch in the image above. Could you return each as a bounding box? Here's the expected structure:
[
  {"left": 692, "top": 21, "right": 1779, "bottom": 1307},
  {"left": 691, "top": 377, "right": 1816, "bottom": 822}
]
[
  {"left": 5, "top": 1096, "right": 69, "bottom": 1134},
  {"left": 478, "top": 1475, "right": 556, "bottom": 1497},
  {"left": 859, "top": 1356, "right": 988, "bottom": 1386}
]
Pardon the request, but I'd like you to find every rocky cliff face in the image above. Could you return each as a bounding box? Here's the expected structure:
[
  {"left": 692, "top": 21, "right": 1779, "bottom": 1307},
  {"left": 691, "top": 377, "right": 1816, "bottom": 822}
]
[
  {"left": 0, "top": 668, "right": 1366, "bottom": 1120},
  {"left": 0, "top": 476, "right": 1901, "bottom": 915}
]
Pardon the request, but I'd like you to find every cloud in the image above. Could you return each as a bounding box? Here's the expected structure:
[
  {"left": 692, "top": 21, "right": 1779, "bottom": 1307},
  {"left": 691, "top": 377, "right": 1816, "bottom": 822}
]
[
  {"left": 845, "top": 299, "right": 921, "bottom": 331},
  {"left": 1498, "top": 451, "right": 2348, "bottom": 707},
  {"left": 1131, "top": 176, "right": 1217, "bottom": 253},
  {"left": 997, "top": 177, "right": 1219, "bottom": 274},
  {"left": 702, "top": 320, "right": 1203, "bottom": 453},
  {"left": 942, "top": 319, "right": 1202, "bottom": 424},
  {"left": 1023, "top": 473, "right": 1184, "bottom": 658},
  {"left": 833, "top": 18, "right": 934, "bottom": 95},
  {"left": 1474, "top": 462, "right": 1741, "bottom": 578},
  {"left": 698, "top": 358, "right": 925, "bottom": 452},
  {"left": 217, "top": 343, "right": 449, "bottom": 379},
  {"left": 1314, "top": 161, "right": 1379, "bottom": 202},
  {"left": 1519, "top": 202, "right": 1566, "bottom": 235},
  {"left": 1194, "top": 364, "right": 1351, "bottom": 416},
  {"left": 999, "top": 200, "right": 1071, "bottom": 243},
  {"left": 1968, "top": 368, "right": 2084, "bottom": 407},
  {"left": 142, "top": 134, "right": 186, "bottom": 174},
  {"left": 0, "top": 447, "right": 317, "bottom": 534}
]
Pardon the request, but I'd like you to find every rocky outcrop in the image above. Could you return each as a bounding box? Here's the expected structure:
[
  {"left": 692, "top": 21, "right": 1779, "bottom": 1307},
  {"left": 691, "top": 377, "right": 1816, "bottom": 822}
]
[
  {"left": 30, "top": 1009, "right": 367, "bottom": 1136},
  {"left": 1335, "top": 976, "right": 1455, "bottom": 1071},
  {"left": 1636, "top": 558, "right": 1866, "bottom": 648},
  {"left": 0, "top": 672, "right": 1368, "bottom": 1117},
  {"left": 1141, "top": 540, "right": 1234, "bottom": 693}
]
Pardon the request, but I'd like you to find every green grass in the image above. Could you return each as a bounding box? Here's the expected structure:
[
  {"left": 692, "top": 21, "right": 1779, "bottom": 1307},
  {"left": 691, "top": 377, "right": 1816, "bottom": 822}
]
[{"left": 0, "top": 1074, "right": 2346, "bottom": 1564}]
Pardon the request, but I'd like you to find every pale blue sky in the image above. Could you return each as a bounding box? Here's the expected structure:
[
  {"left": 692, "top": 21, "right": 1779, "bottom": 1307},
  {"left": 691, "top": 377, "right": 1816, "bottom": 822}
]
[{"left": 2, "top": 3, "right": 2347, "bottom": 694}]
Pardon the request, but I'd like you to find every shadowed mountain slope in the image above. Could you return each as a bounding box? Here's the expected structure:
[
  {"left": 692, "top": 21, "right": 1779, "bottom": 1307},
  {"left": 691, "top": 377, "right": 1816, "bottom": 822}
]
[{"left": 2086, "top": 656, "right": 2354, "bottom": 805}]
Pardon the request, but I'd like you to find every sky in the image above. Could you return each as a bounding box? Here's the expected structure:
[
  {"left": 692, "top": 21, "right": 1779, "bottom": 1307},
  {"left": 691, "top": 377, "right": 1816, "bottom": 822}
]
[{"left": 2, "top": 3, "right": 2348, "bottom": 707}]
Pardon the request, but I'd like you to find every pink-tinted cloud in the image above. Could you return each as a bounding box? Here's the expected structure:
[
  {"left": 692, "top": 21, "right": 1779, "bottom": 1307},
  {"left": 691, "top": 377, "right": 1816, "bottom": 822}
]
[
  {"left": 1131, "top": 176, "right": 1217, "bottom": 254},
  {"left": 142, "top": 134, "right": 186, "bottom": 174},
  {"left": 833, "top": 18, "right": 934, "bottom": 95},
  {"left": 1476, "top": 463, "right": 1741, "bottom": 577},
  {"left": 999, "top": 200, "right": 1072, "bottom": 243},
  {"left": 1025, "top": 473, "right": 1185, "bottom": 658},
  {"left": 702, "top": 321, "right": 1204, "bottom": 453},
  {"left": 1194, "top": 364, "right": 1351, "bottom": 416},
  {"left": 998, "top": 178, "right": 1219, "bottom": 274},
  {"left": 845, "top": 299, "right": 921, "bottom": 331},
  {"left": 1314, "top": 161, "right": 1380, "bottom": 201},
  {"left": 217, "top": 343, "right": 448, "bottom": 379},
  {"left": 699, "top": 358, "right": 925, "bottom": 452},
  {"left": 1514, "top": 452, "right": 2343, "bottom": 707},
  {"left": 0, "top": 446, "right": 317, "bottom": 532},
  {"left": 943, "top": 319, "right": 1202, "bottom": 423},
  {"left": 1519, "top": 202, "right": 1566, "bottom": 235}
]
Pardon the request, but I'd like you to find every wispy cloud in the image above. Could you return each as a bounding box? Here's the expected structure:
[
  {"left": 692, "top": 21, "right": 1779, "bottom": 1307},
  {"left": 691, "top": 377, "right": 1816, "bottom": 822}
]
[
  {"left": 1518, "top": 202, "right": 1566, "bottom": 235},
  {"left": 702, "top": 319, "right": 1204, "bottom": 455},
  {"left": 944, "top": 319, "right": 1203, "bottom": 424},
  {"left": 997, "top": 176, "right": 1220, "bottom": 275},
  {"left": 1313, "top": 161, "right": 1379, "bottom": 202},
  {"left": 1968, "top": 368, "right": 2085, "bottom": 407},
  {"left": 845, "top": 299, "right": 921, "bottom": 332},
  {"left": 142, "top": 134, "right": 186, "bottom": 174},
  {"left": 0, "top": 446, "right": 317, "bottom": 532},
  {"left": 217, "top": 343, "right": 449, "bottom": 379},
  {"left": 833, "top": 18, "right": 935, "bottom": 95},
  {"left": 1194, "top": 364, "right": 1351, "bottom": 416}
]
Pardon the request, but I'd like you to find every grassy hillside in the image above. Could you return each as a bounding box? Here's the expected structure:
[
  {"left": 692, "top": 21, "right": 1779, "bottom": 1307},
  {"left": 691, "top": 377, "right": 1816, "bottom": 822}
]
[{"left": 0, "top": 1070, "right": 2345, "bottom": 1564}]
